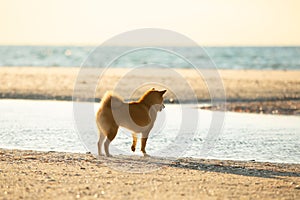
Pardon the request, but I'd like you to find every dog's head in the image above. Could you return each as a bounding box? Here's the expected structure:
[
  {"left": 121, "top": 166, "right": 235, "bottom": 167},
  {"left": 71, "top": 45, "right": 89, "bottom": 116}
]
[{"left": 143, "top": 88, "right": 167, "bottom": 112}]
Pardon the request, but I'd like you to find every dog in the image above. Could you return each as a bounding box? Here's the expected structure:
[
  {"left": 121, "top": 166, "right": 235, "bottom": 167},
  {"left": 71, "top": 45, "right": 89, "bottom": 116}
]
[{"left": 96, "top": 88, "right": 166, "bottom": 157}]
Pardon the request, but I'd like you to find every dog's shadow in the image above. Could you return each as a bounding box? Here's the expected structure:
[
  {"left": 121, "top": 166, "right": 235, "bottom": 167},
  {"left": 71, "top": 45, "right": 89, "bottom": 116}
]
[{"left": 96, "top": 155, "right": 300, "bottom": 178}]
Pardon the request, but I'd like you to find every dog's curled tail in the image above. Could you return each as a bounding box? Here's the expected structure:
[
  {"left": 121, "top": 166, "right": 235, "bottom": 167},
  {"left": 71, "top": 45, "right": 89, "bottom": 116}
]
[{"left": 100, "top": 91, "right": 124, "bottom": 109}]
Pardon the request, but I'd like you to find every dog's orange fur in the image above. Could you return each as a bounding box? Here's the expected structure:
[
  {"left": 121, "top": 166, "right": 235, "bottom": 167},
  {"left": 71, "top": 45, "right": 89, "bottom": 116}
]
[{"left": 96, "top": 88, "right": 166, "bottom": 157}]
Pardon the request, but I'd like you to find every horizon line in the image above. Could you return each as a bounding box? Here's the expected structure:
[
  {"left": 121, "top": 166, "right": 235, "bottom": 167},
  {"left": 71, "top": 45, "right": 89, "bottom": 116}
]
[{"left": 1, "top": 44, "right": 300, "bottom": 47}]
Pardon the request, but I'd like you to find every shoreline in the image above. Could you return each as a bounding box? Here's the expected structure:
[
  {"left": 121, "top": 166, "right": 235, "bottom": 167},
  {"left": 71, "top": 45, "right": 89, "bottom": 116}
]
[
  {"left": 0, "top": 67, "right": 299, "bottom": 115},
  {"left": 1, "top": 146, "right": 299, "bottom": 165},
  {"left": 1, "top": 96, "right": 299, "bottom": 115},
  {"left": 1, "top": 148, "right": 300, "bottom": 199}
]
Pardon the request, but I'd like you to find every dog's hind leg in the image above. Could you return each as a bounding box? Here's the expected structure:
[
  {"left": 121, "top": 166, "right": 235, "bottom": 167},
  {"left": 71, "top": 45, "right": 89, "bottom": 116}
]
[
  {"left": 104, "top": 138, "right": 111, "bottom": 157},
  {"left": 97, "top": 132, "right": 105, "bottom": 156},
  {"left": 131, "top": 132, "right": 137, "bottom": 152},
  {"left": 104, "top": 126, "right": 118, "bottom": 157}
]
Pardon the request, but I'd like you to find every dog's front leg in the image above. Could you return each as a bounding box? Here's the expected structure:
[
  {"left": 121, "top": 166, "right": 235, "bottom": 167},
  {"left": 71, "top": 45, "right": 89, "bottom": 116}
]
[
  {"left": 131, "top": 132, "right": 137, "bottom": 152},
  {"left": 141, "top": 132, "right": 150, "bottom": 157}
]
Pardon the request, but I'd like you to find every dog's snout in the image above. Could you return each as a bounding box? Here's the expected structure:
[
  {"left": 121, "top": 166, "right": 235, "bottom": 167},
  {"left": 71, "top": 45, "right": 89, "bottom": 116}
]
[{"left": 159, "top": 104, "right": 165, "bottom": 111}]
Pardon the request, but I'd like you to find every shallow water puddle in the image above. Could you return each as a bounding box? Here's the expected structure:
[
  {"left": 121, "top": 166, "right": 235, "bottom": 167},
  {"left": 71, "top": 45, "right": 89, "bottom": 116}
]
[{"left": 0, "top": 99, "right": 299, "bottom": 163}]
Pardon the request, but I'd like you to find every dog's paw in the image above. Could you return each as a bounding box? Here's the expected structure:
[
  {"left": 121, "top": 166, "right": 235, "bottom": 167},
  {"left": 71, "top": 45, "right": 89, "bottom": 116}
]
[
  {"left": 97, "top": 154, "right": 105, "bottom": 158},
  {"left": 143, "top": 153, "right": 150, "bottom": 157},
  {"left": 131, "top": 145, "right": 136, "bottom": 152},
  {"left": 105, "top": 153, "right": 113, "bottom": 157}
]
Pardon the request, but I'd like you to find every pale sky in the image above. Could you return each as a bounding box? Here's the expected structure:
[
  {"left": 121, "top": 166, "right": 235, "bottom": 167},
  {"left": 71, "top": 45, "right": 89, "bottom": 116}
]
[{"left": 0, "top": 0, "right": 299, "bottom": 46}]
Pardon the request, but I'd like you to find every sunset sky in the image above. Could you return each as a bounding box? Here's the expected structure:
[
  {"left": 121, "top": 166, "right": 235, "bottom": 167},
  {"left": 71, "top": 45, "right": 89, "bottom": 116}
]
[{"left": 0, "top": 0, "right": 299, "bottom": 46}]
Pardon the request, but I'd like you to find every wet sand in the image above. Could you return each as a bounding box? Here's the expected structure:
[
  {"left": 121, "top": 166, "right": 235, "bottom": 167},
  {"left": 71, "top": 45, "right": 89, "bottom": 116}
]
[
  {"left": 1, "top": 149, "right": 300, "bottom": 200},
  {"left": 0, "top": 67, "right": 300, "bottom": 115}
]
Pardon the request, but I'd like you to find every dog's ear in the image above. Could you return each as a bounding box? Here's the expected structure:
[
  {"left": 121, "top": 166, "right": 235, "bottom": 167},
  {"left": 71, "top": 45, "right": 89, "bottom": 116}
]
[{"left": 159, "top": 90, "right": 167, "bottom": 95}]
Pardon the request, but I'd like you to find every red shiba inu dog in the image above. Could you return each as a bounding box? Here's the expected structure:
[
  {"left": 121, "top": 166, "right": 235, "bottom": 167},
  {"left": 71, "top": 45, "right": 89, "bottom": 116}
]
[{"left": 96, "top": 88, "right": 166, "bottom": 157}]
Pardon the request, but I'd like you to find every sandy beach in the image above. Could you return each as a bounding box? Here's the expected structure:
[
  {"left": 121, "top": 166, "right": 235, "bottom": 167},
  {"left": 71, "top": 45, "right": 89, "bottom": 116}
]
[
  {"left": 1, "top": 67, "right": 300, "bottom": 199},
  {"left": 1, "top": 148, "right": 299, "bottom": 200},
  {"left": 0, "top": 67, "right": 299, "bottom": 115}
]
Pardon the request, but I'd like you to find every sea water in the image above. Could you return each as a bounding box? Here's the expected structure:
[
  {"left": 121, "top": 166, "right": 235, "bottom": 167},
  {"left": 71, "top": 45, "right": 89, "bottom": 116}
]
[
  {"left": 0, "top": 46, "right": 300, "bottom": 69},
  {"left": 0, "top": 99, "right": 299, "bottom": 164}
]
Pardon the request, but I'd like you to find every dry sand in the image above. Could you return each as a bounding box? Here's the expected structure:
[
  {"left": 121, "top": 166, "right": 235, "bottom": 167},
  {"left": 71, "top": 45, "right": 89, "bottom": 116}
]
[
  {"left": 1, "top": 149, "right": 300, "bottom": 200},
  {"left": 0, "top": 67, "right": 299, "bottom": 115}
]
